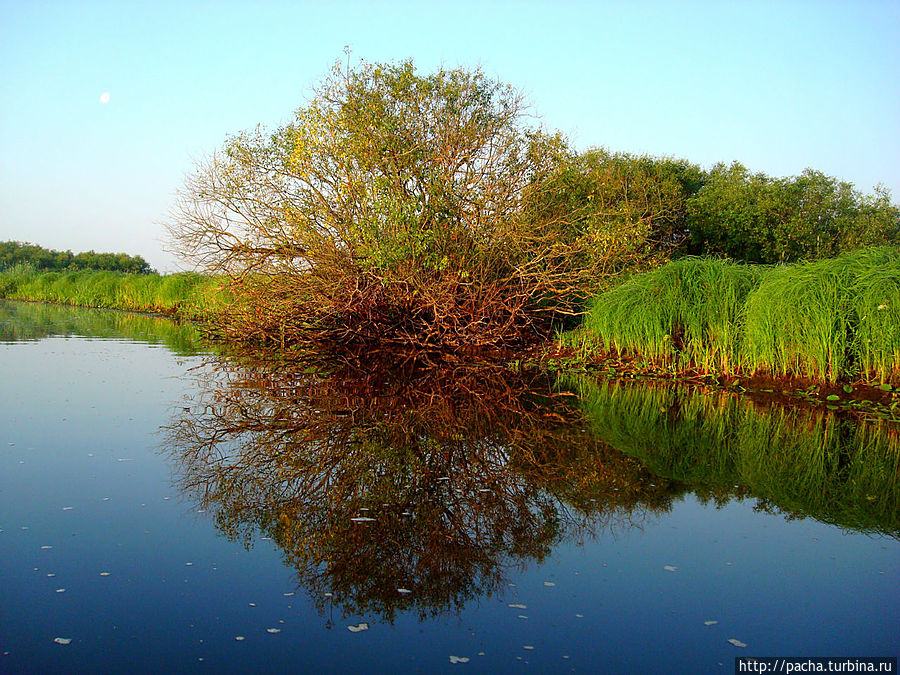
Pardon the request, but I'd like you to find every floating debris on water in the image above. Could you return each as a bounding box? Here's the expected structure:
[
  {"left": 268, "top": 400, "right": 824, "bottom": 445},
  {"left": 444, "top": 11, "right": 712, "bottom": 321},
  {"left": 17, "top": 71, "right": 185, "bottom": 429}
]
[
  {"left": 62, "top": 507, "right": 73, "bottom": 511},
  {"left": 347, "top": 623, "right": 369, "bottom": 633},
  {"left": 235, "top": 636, "right": 245, "bottom": 641},
  {"left": 575, "top": 614, "right": 584, "bottom": 618},
  {"left": 704, "top": 620, "right": 718, "bottom": 626},
  {"left": 266, "top": 628, "right": 281, "bottom": 634},
  {"left": 523, "top": 645, "right": 534, "bottom": 650},
  {"left": 283, "top": 592, "right": 295, "bottom": 597},
  {"left": 99, "top": 572, "right": 110, "bottom": 576},
  {"left": 55, "top": 588, "right": 65, "bottom": 593},
  {"left": 185, "top": 562, "right": 193, "bottom": 566},
  {"left": 449, "top": 655, "right": 470, "bottom": 664},
  {"left": 508, "top": 604, "right": 527, "bottom": 609},
  {"left": 40, "top": 546, "right": 52, "bottom": 550},
  {"left": 727, "top": 639, "right": 747, "bottom": 648},
  {"left": 543, "top": 582, "right": 556, "bottom": 587},
  {"left": 53, "top": 638, "right": 72, "bottom": 645},
  {"left": 518, "top": 615, "right": 528, "bottom": 619},
  {"left": 663, "top": 565, "right": 678, "bottom": 572}
]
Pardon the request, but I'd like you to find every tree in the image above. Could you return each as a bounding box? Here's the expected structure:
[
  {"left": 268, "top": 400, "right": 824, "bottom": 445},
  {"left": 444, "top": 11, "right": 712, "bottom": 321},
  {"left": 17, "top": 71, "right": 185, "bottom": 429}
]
[
  {"left": 685, "top": 163, "right": 900, "bottom": 263},
  {"left": 168, "top": 59, "right": 653, "bottom": 350}
]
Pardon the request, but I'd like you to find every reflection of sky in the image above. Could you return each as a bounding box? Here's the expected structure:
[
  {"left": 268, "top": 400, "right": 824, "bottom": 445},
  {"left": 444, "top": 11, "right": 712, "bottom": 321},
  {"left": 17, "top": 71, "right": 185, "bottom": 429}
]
[{"left": 0, "top": 315, "right": 897, "bottom": 672}]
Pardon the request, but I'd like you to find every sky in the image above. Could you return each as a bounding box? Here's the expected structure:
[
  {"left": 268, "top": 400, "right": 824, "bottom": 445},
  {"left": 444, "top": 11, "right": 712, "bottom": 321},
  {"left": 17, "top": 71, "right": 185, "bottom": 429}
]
[{"left": 1, "top": 0, "right": 898, "bottom": 272}]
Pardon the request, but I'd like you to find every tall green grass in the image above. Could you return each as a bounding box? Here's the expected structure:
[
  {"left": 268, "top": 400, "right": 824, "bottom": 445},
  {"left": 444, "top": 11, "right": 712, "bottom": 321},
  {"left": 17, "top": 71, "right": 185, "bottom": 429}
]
[
  {"left": 0, "top": 267, "right": 227, "bottom": 320},
  {"left": 566, "top": 257, "right": 763, "bottom": 372},
  {"left": 744, "top": 246, "right": 900, "bottom": 382},
  {"left": 569, "top": 246, "right": 900, "bottom": 383}
]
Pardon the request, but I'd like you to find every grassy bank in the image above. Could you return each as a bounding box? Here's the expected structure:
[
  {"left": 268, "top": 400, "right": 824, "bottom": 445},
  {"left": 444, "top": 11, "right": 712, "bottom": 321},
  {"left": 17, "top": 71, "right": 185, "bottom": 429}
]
[
  {"left": 565, "top": 246, "right": 900, "bottom": 384},
  {"left": 0, "top": 266, "right": 227, "bottom": 320}
]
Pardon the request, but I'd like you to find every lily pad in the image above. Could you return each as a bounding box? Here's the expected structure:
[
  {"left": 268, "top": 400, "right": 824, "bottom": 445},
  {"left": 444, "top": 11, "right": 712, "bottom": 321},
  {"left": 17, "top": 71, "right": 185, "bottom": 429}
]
[{"left": 826, "top": 394, "right": 840, "bottom": 401}]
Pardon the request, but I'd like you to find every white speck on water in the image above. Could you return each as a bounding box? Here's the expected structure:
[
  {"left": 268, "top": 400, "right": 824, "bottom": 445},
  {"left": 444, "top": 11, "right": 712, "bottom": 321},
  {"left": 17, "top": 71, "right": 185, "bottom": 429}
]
[
  {"left": 449, "top": 655, "right": 470, "bottom": 664},
  {"left": 518, "top": 615, "right": 528, "bottom": 619},
  {"left": 704, "top": 620, "right": 718, "bottom": 626},
  {"left": 55, "top": 588, "right": 65, "bottom": 593},
  {"left": 283, "top": 592, "right": 295, "bottom": 597},
  {"left": 62, "top": 507, "right": 73, "bottom": 511},
  {"left": 46, "top": 573, "right": 56, "bottom": 578},
  {"left": 235, "top": 636, "right": 245, "bottom": 641},
  {"left": 102, "top": 498, "right": 110, "bottom": 501},
  {"left": 477, "top": 652, "right": 485, "bottom": 656},
  {"left": 41, "top": 545, "right": 53, "bottom": 550},
  {"left": 53, "top": 637, "right": 72, "bottom": 645},
  {"left": 324, "top": 592, "right": 333, "bottom": 598},
  {"left": 99, "top": 572, "right": 110, "bottom": 576},
  {"left": 116, "top": 458, "right": 133, "bottom": 462},
  {"left": 347, "top": 623, "right": 369, "bottom": 633},
  {"left": 523, "top": 645, "right": 534, "bottom": 650},
  {"left": 563, "top": 655, "right": 570, "bottom": 659},
  {"left": 663, "top": 565, "right": 678, "bottom": 572},
  {"left": 249, "top": 603, "right": 256, "bottom": 607},
  {"left": 508, "top": 604, "right": 527, "bottom": 609},
  {"left": 575, "top": 614, "right": 584, "bottom": 618},
  {"left": 728, "top": 638, "right": 747, "bottom": 648},
  {"left": 185, "top": 562, "right": 193, "bottom": 566},
  {"left": 543, "top": 581, "right": 556, "bottom": 587},
  {"left": 266, "top": 628, "right": 281, "bottom": 634}
]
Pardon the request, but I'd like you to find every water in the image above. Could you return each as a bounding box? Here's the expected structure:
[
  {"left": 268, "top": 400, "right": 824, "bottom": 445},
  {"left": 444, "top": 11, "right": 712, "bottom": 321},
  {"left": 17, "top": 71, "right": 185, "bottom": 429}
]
[{"left": 1, "top": 301, "right": 897, "bottom": 673}]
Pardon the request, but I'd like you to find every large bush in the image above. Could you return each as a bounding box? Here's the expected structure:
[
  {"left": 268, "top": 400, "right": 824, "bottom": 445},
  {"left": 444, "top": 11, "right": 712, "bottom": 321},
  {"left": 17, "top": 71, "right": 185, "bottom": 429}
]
[{"left": 168, "top": 60, "right": 671, "bottom": 350}]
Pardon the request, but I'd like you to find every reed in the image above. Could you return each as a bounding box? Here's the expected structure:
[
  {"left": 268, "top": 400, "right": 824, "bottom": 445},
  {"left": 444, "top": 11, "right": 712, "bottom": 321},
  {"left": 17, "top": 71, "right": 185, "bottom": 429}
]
[
  {"left": 567, "top": 257, "right": 763, "bottom": 373},
  {"left": 570, "top": 246, "right": 900, "bottom": 383},
  {"left": 743, "top": 246, "right": 900, "bottom": 382},
  {"left": 0, "top": 267, "right": 227, "bottom": 319}
]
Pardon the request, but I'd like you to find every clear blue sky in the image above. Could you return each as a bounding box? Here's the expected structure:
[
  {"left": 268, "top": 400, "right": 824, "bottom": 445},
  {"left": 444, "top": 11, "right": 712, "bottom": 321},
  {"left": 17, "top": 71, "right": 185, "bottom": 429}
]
[{"left": 2, "top": 0, "right": 898, "bottom": 271}]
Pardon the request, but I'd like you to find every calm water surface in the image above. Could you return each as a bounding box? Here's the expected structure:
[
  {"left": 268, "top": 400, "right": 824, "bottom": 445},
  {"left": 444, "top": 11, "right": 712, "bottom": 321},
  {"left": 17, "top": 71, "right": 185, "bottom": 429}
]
[{"left": 1, "top": 301, "right": 897, "bottom": 673}]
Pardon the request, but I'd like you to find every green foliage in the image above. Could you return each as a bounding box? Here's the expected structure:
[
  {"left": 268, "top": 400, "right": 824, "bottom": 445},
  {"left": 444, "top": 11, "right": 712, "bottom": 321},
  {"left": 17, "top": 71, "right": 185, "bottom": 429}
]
[
  {"left": 0, "top": 268, "right": 226, "bottom": 319},
  {"left": 570, "top": 246, "right": 900, "bottom": 384},
  {"left": 685, "top": 163, "right": 900, "bottom": 263},
  {"left": 744, "top": 246, "right": 900, "bottom": 382},
  {"left": 569, "top": 257, "right": 763, "bottom": 372},
  {"left": 0, "top": 240, "right": 153, "bottom": 274}
]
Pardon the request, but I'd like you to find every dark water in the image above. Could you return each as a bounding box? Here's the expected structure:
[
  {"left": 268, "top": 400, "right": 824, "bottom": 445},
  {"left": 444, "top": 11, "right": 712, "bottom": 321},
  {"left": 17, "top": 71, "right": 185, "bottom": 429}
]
[{"left": 1, "top": 301, "right": 897, "bottom": 673}]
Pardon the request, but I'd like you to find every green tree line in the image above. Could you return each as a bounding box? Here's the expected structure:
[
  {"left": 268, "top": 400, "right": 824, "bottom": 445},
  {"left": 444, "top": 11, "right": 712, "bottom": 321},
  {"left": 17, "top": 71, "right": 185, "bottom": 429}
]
[{"left": 0, "top": 241, "right": 153, "bottom": 274}]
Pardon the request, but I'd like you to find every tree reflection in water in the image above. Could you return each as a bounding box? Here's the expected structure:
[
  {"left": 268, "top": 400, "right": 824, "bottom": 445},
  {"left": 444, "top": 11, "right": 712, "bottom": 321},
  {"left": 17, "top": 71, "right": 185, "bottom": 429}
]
[{"left": 164, "top": 350, "right": 678, "bottom": 623}]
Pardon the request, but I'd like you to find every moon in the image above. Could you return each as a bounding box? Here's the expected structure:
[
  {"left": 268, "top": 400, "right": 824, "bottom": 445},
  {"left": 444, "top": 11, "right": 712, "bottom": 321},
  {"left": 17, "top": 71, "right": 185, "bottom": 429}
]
[{"left": 99, "top": 92, "right": 110, "bottom": 104}]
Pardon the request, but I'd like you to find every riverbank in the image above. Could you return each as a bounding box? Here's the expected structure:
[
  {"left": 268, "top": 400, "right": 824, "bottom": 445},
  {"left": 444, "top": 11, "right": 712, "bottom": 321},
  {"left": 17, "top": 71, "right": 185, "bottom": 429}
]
[
  {"left": 563, "top": 246, "right": 900, "bottom": 386},
  {"left": 0, "top": 267, "right": 226, "bottom": 320}
]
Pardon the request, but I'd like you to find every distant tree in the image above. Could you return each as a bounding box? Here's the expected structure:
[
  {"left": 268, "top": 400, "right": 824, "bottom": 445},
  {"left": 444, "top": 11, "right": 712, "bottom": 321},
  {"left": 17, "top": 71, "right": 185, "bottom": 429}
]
[
  {"left": 0, "top": 241, "right": 152, "bottom": 273},
  {"left": 685, "top": 163, "right": 900, "bottom": 263}
]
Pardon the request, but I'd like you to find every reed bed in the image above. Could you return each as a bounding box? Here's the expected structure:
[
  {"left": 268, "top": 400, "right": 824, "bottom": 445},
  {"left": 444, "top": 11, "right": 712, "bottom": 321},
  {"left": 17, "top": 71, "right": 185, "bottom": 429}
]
[
  {"left": 0, "top": 267, "right": 227, "bottom": 320},
  {"left": 566, "top": 257, "right": 763, "bottom": 372},
  {"left": 570, "top": 246, "right": 900, "bottom": 384}
]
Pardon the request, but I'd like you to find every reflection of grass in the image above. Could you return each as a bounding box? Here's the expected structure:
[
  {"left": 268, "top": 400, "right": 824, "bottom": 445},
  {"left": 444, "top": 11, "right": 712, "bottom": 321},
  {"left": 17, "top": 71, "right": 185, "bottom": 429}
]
[
  {"left": 0, "top": 299, "right": 209, "bottom": 355},
  {"left": 569, "top": 247, "right": 900, "bottom": 383},
  {"left": 0, "top": 267, "right": 227, "bottom": 320},
  {"left": 566, "top": 373, "right": 900, "bottom": 535}
]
